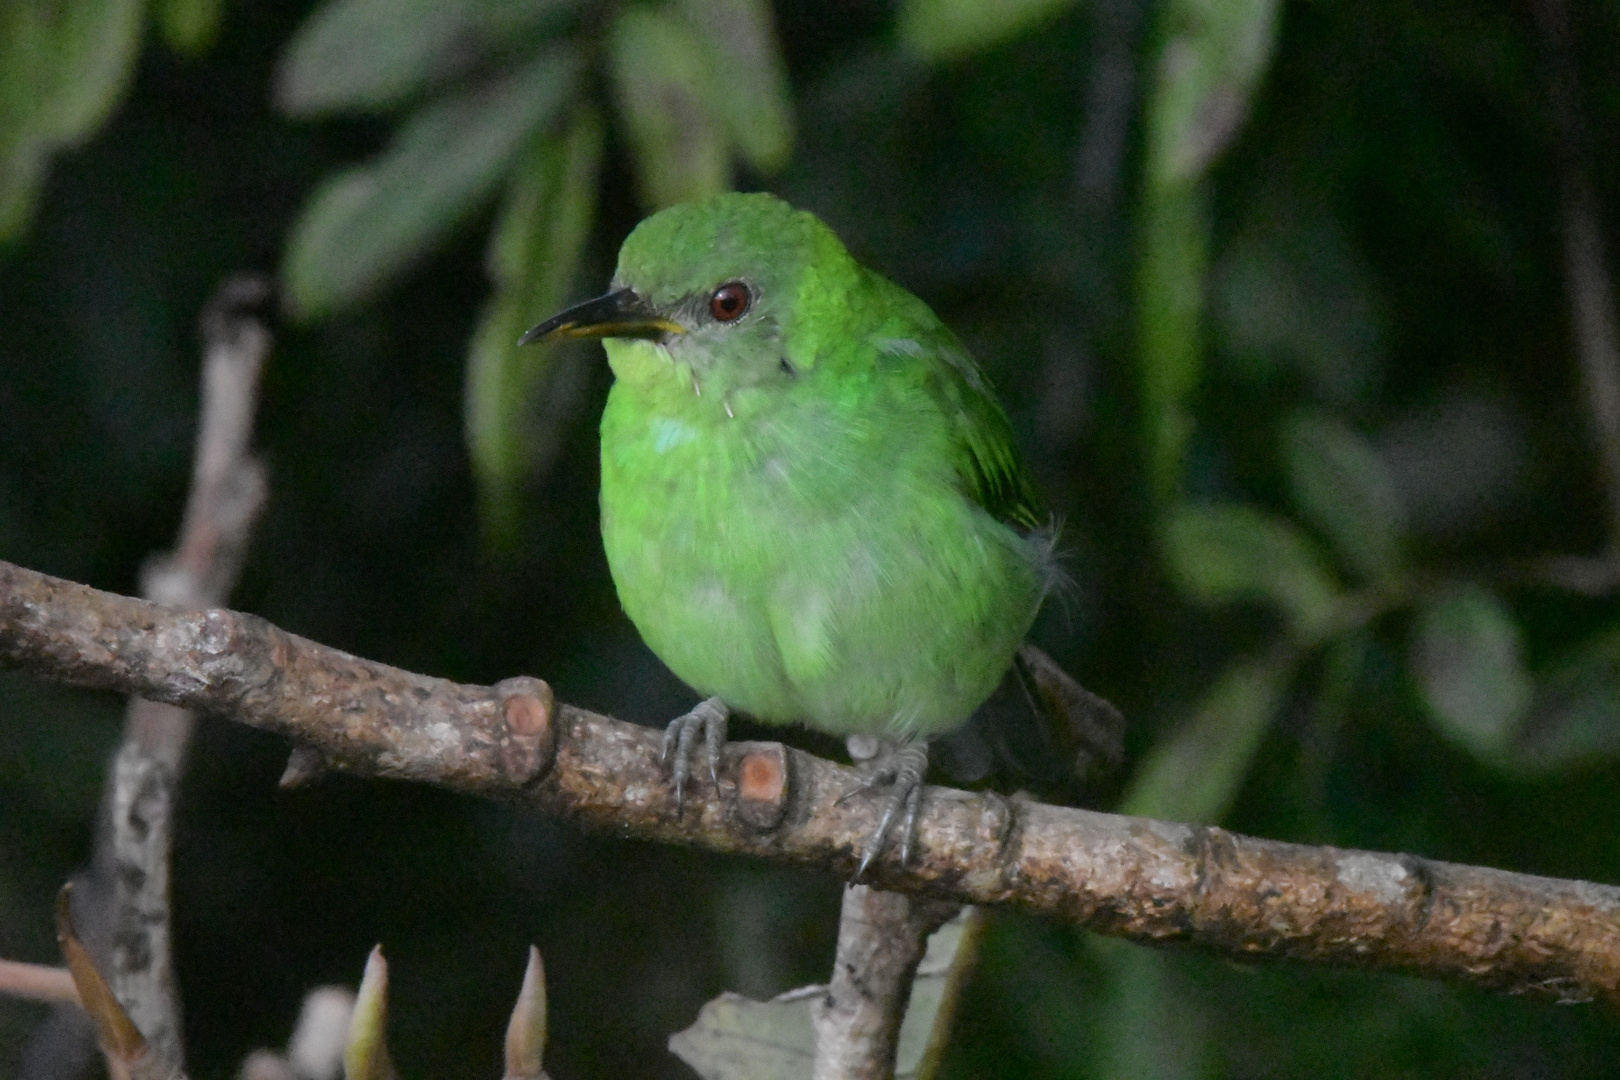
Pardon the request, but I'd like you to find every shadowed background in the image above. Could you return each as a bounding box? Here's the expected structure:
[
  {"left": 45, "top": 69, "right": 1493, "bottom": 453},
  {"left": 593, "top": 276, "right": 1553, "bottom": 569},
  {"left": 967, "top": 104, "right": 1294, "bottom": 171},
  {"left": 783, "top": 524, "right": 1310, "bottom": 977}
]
[{"left": 3, "top": 0, "right": 1620, "bottom": 1076}]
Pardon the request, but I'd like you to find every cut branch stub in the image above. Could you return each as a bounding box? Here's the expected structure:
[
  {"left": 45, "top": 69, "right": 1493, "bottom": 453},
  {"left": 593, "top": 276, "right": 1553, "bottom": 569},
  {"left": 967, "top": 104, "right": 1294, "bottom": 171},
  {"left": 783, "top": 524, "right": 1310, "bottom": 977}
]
[{"left": 496, "top": 677, "right": 557, "bottom": 786}]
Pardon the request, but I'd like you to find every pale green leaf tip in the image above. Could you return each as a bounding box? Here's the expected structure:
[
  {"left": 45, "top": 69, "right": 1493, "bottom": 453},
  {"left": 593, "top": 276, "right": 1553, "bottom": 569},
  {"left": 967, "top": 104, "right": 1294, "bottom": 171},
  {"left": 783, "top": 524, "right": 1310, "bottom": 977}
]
[
  {"left": 504, "top": 946, "right": 548, "bottom": 1080},
  {"left": 345, "top": 946, "right": 394, "bottom": 1080}
]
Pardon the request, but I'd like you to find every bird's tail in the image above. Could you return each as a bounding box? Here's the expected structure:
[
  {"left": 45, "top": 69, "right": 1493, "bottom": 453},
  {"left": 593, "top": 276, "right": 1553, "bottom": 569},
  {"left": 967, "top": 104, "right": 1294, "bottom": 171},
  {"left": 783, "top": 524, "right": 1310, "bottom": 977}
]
[{"left": 935, "top": 642, "right": 1125, "bottom": 806}]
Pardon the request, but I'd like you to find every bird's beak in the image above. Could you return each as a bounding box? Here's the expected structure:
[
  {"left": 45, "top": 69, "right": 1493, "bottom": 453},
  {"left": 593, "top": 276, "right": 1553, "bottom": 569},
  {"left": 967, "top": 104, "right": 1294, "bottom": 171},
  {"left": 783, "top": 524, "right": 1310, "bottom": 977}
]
[{"left": 518, "top": 288, "right": 685, "bottom": 345}]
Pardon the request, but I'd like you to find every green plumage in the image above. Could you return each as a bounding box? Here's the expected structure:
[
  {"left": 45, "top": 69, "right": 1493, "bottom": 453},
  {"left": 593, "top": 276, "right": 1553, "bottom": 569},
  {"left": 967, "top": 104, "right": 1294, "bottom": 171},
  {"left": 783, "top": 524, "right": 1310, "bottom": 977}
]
[{"left": 591, "top": 193, "right": 1052, "bottom": 740}]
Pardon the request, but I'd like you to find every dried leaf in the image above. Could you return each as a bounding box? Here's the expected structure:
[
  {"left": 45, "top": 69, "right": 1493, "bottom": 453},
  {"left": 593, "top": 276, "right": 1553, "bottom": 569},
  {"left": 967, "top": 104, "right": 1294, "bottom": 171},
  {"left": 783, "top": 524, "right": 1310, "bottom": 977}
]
[
  {"left": 1163, "top": 502, "right": 1341, "bottom": 641},
  {"left": 55, "top": 885, "right": 147, "bottom": 1066},
  {"left": 896, "top": 906, "right": 983, "bottom": 1080},
  {"left": 897, "top": 0, "right": 1078, "bottom": 62},
  {"left": 283, "top": 46, "right": 582, "bottom": 318},
  {"left": 668, "top": 908, "right": 981, "bottom": 1080},
  {"left": 1282, "top": 411, "right": 1405, "bottom": 584},
  {"left": 668, "top": 987, "right": 815, "bottom": 1080},
  {"left": 608, "top": 6, "right": 730, "bottom": 210},
  {"left": 1410, "top": 585, "right": 1530, "bottom": 761}
]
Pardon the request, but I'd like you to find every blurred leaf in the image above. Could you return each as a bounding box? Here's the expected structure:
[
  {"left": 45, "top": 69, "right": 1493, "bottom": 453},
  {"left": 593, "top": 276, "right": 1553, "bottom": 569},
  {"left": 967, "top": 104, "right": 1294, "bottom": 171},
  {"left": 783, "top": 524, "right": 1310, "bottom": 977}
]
[
  {"left": 1282, "top": 411, "right": 1405, "bottom": 584},
  {"left": 466, "top": 105, "right": 602, "bottom": 544},
  {"left": 1145, "top": 0, "right": 1280, "bottom": 188},
  {"left": 283, "top": 46, "right": 582, "bottom": 318},
  {"left": 1163, "top": 502, "right": 1342, "bottom": 640},
  {"left": 668, "top": 908, "right": 981, "bottom": 1080},
  {"left": 156, "top": 0, "right": 224, "bottom": 56},
  {"left": 1086, "top": 936, "right": 1212, "bottom": 1080},
  {"left": 1409, "top": 585, "right": 1530, "bottom": 761},
  {"left": 608, "top": 5, "right": 730, "bottom": 210},
  {"left": 1120, "top": 652, "right": 1296, "bottom": 822},
  {"left": 896, "top": 0, "right": 1077, "bottom": 63},
  {"left": 1516, "top": 625, "right": 1620, "bottom": 773},
  {"left": 1137, "top": 182, "right": 1205, "bottom": 503},
  {"left": 1212, "top": 192, "right": 1385, "bottom": 406},
  {"left": 674, "top": 0, "right": 793, "bottom": 173},
  {"left": 0, "top": 0, "right": 144, "bottom": 241},
  {"left": 1137, "top": 0, "right": 1280, "bottom": 501},
  {"left": 1291, "top": 630, "right": 1369, "bottom": 824},
  {"left": 277, "top": 0, "right": 578, "bottom": 115}
]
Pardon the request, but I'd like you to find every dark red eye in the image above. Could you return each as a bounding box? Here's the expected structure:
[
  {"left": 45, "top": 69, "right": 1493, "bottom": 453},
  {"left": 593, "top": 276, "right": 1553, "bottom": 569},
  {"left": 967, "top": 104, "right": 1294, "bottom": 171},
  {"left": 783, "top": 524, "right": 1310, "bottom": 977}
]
[{"left": 709, "top": 281, "right": 751, "bottom": 322}]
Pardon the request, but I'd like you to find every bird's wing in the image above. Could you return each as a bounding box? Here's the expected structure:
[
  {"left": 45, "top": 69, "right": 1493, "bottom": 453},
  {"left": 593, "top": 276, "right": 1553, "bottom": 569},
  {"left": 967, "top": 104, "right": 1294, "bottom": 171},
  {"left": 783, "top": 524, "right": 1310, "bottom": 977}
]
[{"left": 877, "top": 330, "right": 1043, "bottom": 531}]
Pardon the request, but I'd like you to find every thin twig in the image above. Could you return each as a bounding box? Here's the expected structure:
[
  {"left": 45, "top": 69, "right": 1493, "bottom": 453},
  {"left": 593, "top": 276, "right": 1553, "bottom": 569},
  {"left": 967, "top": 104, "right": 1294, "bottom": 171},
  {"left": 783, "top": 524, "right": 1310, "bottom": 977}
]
[
  {"left": 2, "top": 562, "right": 1619, "bottom": 1010},
  {"left": 21, "top": 275, "right": 272, "bottom": 1080},
  {"left": 0, "top": 960, "right": 79, "bottom": 1005}
]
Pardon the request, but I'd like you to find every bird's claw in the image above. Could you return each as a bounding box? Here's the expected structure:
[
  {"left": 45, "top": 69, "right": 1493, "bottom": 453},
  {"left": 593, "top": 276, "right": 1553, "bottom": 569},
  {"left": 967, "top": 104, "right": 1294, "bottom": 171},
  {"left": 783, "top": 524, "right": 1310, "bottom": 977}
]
[
  {"left": 843, "top": 740, "right": 928, "bottom": 879},
  {"left": 662, "top": 697, "right": 729, "bottom": 812}
]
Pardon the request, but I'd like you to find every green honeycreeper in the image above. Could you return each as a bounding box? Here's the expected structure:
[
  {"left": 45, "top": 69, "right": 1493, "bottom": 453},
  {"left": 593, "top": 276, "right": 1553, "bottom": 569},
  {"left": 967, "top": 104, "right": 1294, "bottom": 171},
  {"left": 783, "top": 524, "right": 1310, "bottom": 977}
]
[{"left": 524, "top": 193, "right": 1095, "bottom": 871}]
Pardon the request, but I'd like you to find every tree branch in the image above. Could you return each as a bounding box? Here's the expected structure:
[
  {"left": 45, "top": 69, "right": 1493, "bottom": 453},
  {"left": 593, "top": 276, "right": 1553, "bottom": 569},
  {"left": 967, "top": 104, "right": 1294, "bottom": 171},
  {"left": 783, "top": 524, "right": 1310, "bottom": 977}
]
[
  {"left": 812, "top": 887, "right": 960, "bottom": 1080},
  {"left": 20, "top": 275, "right": 272, "bottom": 1080},
  {"left": 2, "top": 559, "right": 1619, "bottom": 1010}
]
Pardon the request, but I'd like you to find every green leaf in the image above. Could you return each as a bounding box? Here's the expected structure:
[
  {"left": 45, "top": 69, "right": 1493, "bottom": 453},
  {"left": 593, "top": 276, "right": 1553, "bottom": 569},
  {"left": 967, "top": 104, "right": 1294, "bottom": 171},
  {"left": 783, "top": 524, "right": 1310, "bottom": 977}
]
[
  {"left": 1409, "top": 585, "right": 1530, "bottom": 761},
  {"left": 1282, "top": 411, "right": 1405, "bottom": 584},
  {"left": 156, "top": 0, "right": 225, "bottom": 56},
  {"left": 466, "top": 106, "right": 602, "bottom": 546},
  {"left": 1120, "top": 653, "right": 1296, "bottom": 823},
  {"left": 1136, "top": 0, "right": 1280, "bottom": 501},
  {"left": 667, "top": 908, "right": 981, "bottom": 1080},
  {"left": 282, "top": 46, "right": 582, "bottom": 318},
  {"left": 277, "top": 0, "right": 578, "bottom": 115},
  {"left": 1163, "top": 503, "right": 1342, "bottom": 641},
  {"left": 0, "top": 0, "right": 145, "bottom": 241},
  {"left": 608, "top": 5, "right": 730, "bottom": 210},
  {"left": 896, "top": 0, "right": 1078, "bottom": 63},
  {"left": 1137, "top": 180, "right": 1206, "bottom": 504},
  {"left": 1516, "top": 624, "right": 1620, "bottom": 773},
  {"left": 674, "top": 0, "right": 793, "bottom": 173}
]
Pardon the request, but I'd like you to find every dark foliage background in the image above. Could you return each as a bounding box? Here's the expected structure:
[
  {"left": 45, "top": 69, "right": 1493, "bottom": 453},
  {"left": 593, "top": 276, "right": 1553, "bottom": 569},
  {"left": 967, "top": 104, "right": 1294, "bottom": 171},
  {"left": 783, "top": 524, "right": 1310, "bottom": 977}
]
[{"left": 3, "top": 0, "right": 1620, "bottom": 1076}]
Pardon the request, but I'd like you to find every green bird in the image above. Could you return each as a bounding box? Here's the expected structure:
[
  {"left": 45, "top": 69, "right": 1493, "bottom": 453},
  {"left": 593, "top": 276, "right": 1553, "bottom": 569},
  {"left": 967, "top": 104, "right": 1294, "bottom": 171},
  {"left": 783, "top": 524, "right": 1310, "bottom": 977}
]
[{"left": 523, "top": 193, "right": 1112, "bottom": 871}]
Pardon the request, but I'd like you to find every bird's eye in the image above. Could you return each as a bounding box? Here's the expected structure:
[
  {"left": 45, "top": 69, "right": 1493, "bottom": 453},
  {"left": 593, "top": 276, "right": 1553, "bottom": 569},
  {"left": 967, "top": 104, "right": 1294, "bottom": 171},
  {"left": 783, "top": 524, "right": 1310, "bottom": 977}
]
[{"left": 709, "top": 281, "right": 751, "bottom": 322}]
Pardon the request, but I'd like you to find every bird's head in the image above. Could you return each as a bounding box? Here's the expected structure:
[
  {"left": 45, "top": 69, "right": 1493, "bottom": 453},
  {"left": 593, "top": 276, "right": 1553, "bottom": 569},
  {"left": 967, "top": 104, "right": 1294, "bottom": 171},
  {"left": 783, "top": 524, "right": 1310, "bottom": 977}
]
[{"left": 521, "top": 193, "right": 861, "bottom": 408}]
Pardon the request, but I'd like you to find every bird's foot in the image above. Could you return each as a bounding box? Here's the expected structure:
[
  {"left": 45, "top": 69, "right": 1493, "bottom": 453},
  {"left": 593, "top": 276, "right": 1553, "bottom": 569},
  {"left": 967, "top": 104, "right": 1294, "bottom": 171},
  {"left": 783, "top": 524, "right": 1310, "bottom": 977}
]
[
  {"left": 662, "top": 697, "right": 729, "bottom": 812},
  {"left": 839, "top": 737, "right": 929, "bottom": 879}
]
